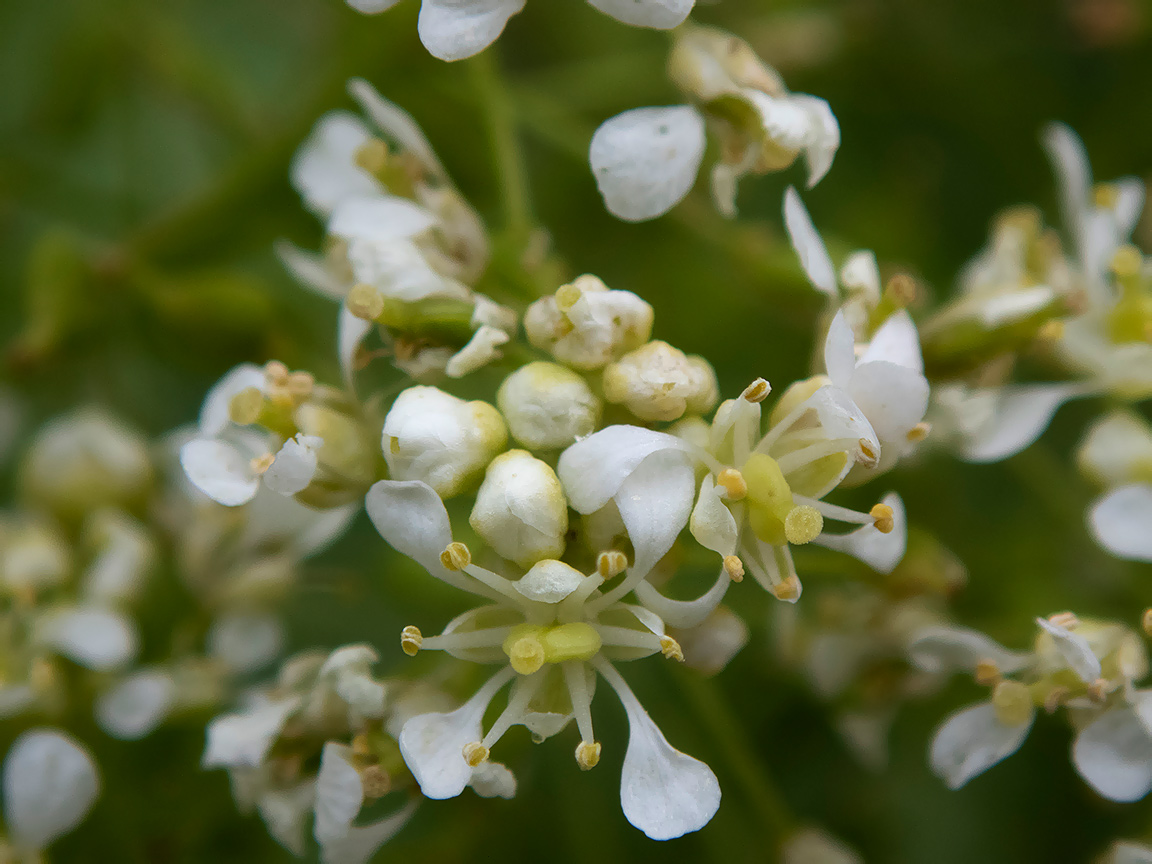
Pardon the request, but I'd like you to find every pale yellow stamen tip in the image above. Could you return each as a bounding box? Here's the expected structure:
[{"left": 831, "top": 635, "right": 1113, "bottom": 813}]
[
  {"left": 858, "top": 438, "right": 879, "bottom": 466},
  {"left": 228, "top": 387, "right": 264, "bottom": 426},
  {"left": 1087, "top": 678, "right": 1111, "bottom": 703},
  {"left": 906, "top": 421, "right": 931, "bottom": 444},
  {"left": 462, "top": 742, "right": 489, "bottom": 767},
  {"left": 440, "top": 542, "right": 472, "bottom": 571},
  {"left": 354, "top": 138, "right": 389, "bottom": 175},
  {"left": 660, "top": 635, "right": 684, "bottom": 662},
  {"left": 974, "top": 658, "right": 1001, "bottom": 687},
  {"left": 1142, "top": 608, "right": 1152, "bottom": 637},
  {"left": 264, "top": 360, "right": 289, "bottom": 385},
  {"left": 1043, "top": 686, "right": 1069, "bottom": 714},
  {"left": 249, "top": 453, "right": 276, "bottom": 475},
  {"left": 870, "top": 503, "right": 895, "bottom": 534},
  {"left": 347, "top": 283, "right": 386, "bottom": 321},
  {"left": 1095, "top": 184, "right": 1120, "bottom": 210},
  {"left": 784, "top": 505, "right": 823, "bottom": 545},
  {"left": 575, "top": 741, "right": 602, "bottom": 771},
  {"left": 1112, "top": 244, "right": 1143, "bottom": 278},
  {"left": 723, "top": 555, "right": 744, "bottom": 582},
  {"left": 716, "top": 468, "right": 747, "bottom": 500},
  {"left": 741, "top": 378, "right": 771, "bottom": 403},
  {"left": 597, "top": 550, "right": 628, "bottom": 579},
  {"left": 1037, "top": 320, "right": 1066, "bottom": 343},
  {"left": 1048, "top": 611, "right": 1080, "bottom": 630},
  {"left": 507, "top": 634, "right": 545, "bottom": 675},
  {"left": 360, "top": 765, "right": 392, "bottom": 799},
  {"left": 772, "top": 575, "right": 801, "bottom": 602},
  {"left": 400, "top": 625, "right": 423, "bottom": 657},
  {"left": 886, "top": 273, "right": 918, "bottom": 305},
  {"left": 286, "top": 371, "right": 314, "bottom": 399},
  {"left": 992, "top": 679, "right": 1032, "bottom": 727}
]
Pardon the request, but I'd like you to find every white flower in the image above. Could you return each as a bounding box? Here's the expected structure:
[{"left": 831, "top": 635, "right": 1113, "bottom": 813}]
[
  {"left": 602, "top": 340, "right": 719, "bottom": 422},
  {"left": 469, "top": 450, "right": 569, "bottom": 568},
  {"left": 208, "top": 611, "right": 285, "bottom": 675},
  {"left": 591, "top": 26, "right": 838, "bottom": 221},
  {"left": 3, "top": 729, "right": 100, "bottom": 852},
  {"left": 1072, "top": 691, "right": 1152, "bottom": 802},
  {"left": 369, "top": 478, "right": 721, "bottom": 839},
  {"left": 496, "top": 361, "right": 602, "bottom": 450},
  {"left": 347, "top": 0, "right": 693, "bottom": 62},
  {"left": 524, "top": 275, "right": 653, "bottom": 371},
  {"left": 80, "top": 510, "right": 155, "bottom": 605},
  {"left": 929, "top": 697, "right": 1034, "bottom": 790},
  {"left": 1090, "top": 484, "right": 1152, "bottom": 562},
  {"left": 96, "top": 670, "right": 177, "bottom": 740},
  {"left": 381, "top": 386, "right": 507, "bottom": 498},
  {"left": 34, "top": 605, "right": 138, "bottom": 671}
]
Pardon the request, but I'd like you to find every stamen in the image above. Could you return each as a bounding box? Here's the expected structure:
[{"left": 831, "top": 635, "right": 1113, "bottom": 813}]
[
  {"left": 228, "top": 387, "right": 264, "bottom": 426},
  {"left": 1036, "top": 320, "right": 1065, "bottom": 343},
  {"left": 422, "top": 627, "right": 513, "bottom": 651},
  {"left": 400, "top": 625, "right": 423, "bottom": 656},
  {"left": 286, "top": 371, "right": 314, "bottom": 400},
  {"left": 440, "top": 542, "right": 472, "bottom": 571},
  {"left": 1043, "top": 686, "right": 1069, "bottom": 714},
  {"left": 660, "top": 635, "right": 684, "bottom": 662},
  {"left": 793, "top": 495, "right": 873, "bottom": 526},
  {"left": 858, "top": 438, "right": 879, "bottom": 467},
  {"left": 716, "top": 468, "right": 747, "bottom": 500},
  {"left": 462, "top": 742, "right": 489, "bottom": 767},
  {"left": 784, "top": 505, "right": 823, "bottom": 545},
  {"left": 482, "top": 674, "right": 544, "bottom": 749},
  {"left": 906, "top": 422, "right": 931, "bottom": 444},
  {"left": 974, "top": 658, "right": 1001, "bottom": 687},
  {"left": 1047, "top": 611, "right": 1080, "bottom": 630},
  {"left": 870, "top": 503, "right": 895, "bottom": 534},
  {"left": 1142, "top": 608, "right": 1152, "bottom": 637},
  {"left": 772, "top": 575, "right": 801, "bottom": 602},
  {"left": 1086, "top": 678, "right": 1111, "bottom": 703},
  {"left": 360, "top": 765, "right": 391, "bottom": 799},
  {"left": 562, "top": 661, "right": 596, "bottom": 744},
  {"left": 594, "top": 626, "right": 662, "bottom": 653},
  {"left": 249, "top": 453, "right": 275, "bottom": 475},
  {"left": 741, "top": 378, "right": 771, "bottom": 403},
  {"left": 723, "top": 555, "right": 744, "bottom": 582},
  {"left": 597, "top": 550, "right": 628, "bottom": 579},
  {"left": 1111, "top": 244, "right": 1142, "bottom": 278},
  {"left": 575, "top": 741, "right": 602, "bottom": 771},
  {"left": 354, "top": 138, "right": 389, "bottom": 175},
  {"left": 347, "top": 283, "right": 385, "bottom": 321},
  {"left": 263, "top": 361, "right": 289, "bottom": 386},
  {"left": 886, "top": 273, "right": 918, "bottom": 306}
]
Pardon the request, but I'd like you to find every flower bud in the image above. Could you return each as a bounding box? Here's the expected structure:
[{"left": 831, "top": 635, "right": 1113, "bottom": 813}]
[
  {"left": 602, "top": 341, "right": 719, "bottom": 422},
  {"left": 524, "top": 275, "right": 653, "bottom": 371},
  {"left": 470, "top": 451, "right": 568, "bottom": 568},
  {"left": 21, "top": 408, "right": 152, "bottom": 519},
  {"left": 382, "top": 386, "right": 507, "bottom": 498},
  {"left": 497, "top": 362, "right": 601, "bottom": 450},
  {"left": 0, "top": 515, "right": 71, "bottom": 594}
]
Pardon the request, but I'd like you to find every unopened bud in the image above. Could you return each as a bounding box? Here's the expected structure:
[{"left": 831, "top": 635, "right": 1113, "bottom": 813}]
[
  {"left": 440, "top": 542, "right": 472, "bottom": 571},
  {"left": 660, "top": 635, "right": 684, "bottom": 662},
  {"left": 462, "top": 742, "right": 489, "bottom": 767},
  {"left": 400, "top": 625, "right": 423, "bottom": 657},
  {"left": 723, "top": 555, "right": 745, "bottom": 582},
  {"left": 575, "top": 740, "right": 602, "bottom": 771}
]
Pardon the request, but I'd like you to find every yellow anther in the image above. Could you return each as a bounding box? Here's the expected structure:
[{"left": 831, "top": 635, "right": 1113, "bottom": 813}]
[
  {"left": 228, "top": 387, "right": 264, "bottom": 426},
  {"left": 1094, "top": 183, "right": 1120, "bottom": 210},
  {"left": 870, "top": 503, "right": 895, "bottom": 534},
  {"left": 1142, "top": 608, "right": 1152, "bottom": 637},
  {"left": 597, "top": 550, "right": 628, "bottom": 579},
  {"left": 784, "top": 505, "right": 823, "bottom": 545},
  {"left": 575, "top": 741, "right": 602, "bottom": 771},
  {"left": 286, "top": 371, "right": 314, "bottom": 399},
  {"left": 1112, "top": 244, "right": 1143, "bottom": 279},
  {"left": 360, "top": 765, "right": 392, "bottom": 799},
  {"left": 555, "top": 282, "right": 583, "bottom": 311},
  {"left": 1036, "top": 320, "right": 1066, "bottom": 343},
  {"left": 723, "top": 555, "right": 744, "bottom": 582},
  {"left": 974, "top": 659, "right": 1001, "bottom": 687},
  {"left": 1087, "top": 678, "right": 1111, "bottom": 704},
  {"left": 906, "top": 421, "right": 931, "bottom": 444},
  {"left": 249, "top": 453, "right": 276, "bottom": 475},
  {"left": 440, "top": 542, "right": 472, "bottom": 571},
  {"left": 858, "top": 439, "right": 879, "bottom": 467},
  {"left": 354, "top": 138, "right": 389, "bottom": 175},
  {"left": 1047, "top": 611, "right": 1080, "bottom": 630},
  {"left": 772, "top": 575, "right": 801, "bottom": 602},
  {"left": 462, "top": 742, "right": 489, "bottom": 767},
  {"left": 347, "top": 283, "right": 386, "bottom": 321},
  {"left": 991, "top": 679, "right": 1032, "bottom": 727},
  {"left": 741, "top": 378, "right": 771, "bottom": 403},
  {"left": 505, "top": 631, "right": 546, "bottom": 675},
  {"left": 1043, "top": 686, "right": 1069, "bottom": 714},
  {"left": 716, "top": 468, "right": 747, "bottom": 500},
  {"left": 886, "top": 273, "right": 918, "bottom": 306},
  {"left": 660, "top": 635, "right": 684, "bottom": 662},
  {"left": 264, "top": 360, "right": 289, "bottom": 385},
  {"left": 400, "top": 625, "right": 423, "bottom": 657}
]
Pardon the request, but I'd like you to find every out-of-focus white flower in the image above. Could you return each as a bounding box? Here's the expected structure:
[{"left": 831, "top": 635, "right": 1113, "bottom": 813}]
[
  {"left": 381, "top": 386, "right": 507, "bottom": 498},
  {"left": 34, "top": 605, "right": 138, "bottom": 671},
  {"left": 782, "top": 828, "right": 864, "bottom": 864},
  {"left": 1103, "top": 840, "right": 1152, "bottom": 864},
  {"left": 524, "top": 275, "right": 653, "bottom": 371},
  {"left": 1076, "top": 412, "right": 1152, "bottom": 562},
  {"left": 345, "top": 0, "right": 694, "bottom": 62},
  {"left": 80, "top": 510, "right": 155, "bottom": 605},
  {"left": 1072, "top": 690, "right": 1152, "bottom": 802},
  {"left": 591, "top": 25, "right": 838, "bottom": 221},
  {"left": 0, "top": 513, "right": 71, "bottom": 594},
  {"left": 602, "top": 341, "right": 719, "bottom": 422},
  {"left": 497, "top": 362, "right": 601, "bottom": 450},
  {"left": 96, "top": 669, "right": 178, "bottom": 741},
  {"left": 2, "top": 729, "right": 100, "bottom": 853},
  {"left": 366, "top": 477, "right": 720, "bottom": 839}
]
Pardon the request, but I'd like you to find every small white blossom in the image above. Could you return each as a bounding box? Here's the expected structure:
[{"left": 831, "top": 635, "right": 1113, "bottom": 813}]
[{"left": 3, "top": 730, "right": 100, "bottom": 853}]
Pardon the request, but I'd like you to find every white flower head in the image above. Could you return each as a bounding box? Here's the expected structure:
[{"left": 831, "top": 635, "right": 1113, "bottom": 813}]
[
  {"left": 497, "top": 361, "right": 602, "bottom": 450},
  {"left": 602, "top": 340, "right": 720, "bottom": 422},
  {"left": 381, "top": 386, "right": 508, "bottom": 499},
  {"left": 3, "top": 729, "right": 100, "bottom": 852}
]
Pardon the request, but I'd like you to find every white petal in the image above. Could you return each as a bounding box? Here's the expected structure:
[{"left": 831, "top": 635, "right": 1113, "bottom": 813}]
[
  {"left": 338, "top": 304, "right": 373, "bottom": 385},
  {"left": 959, "top": 384, "right": 1083, "bottom": 463},
  {"left": 806, "top": 633, "right": 873, "bottom": 698},
  {"left": 320, "top": 800, "right": 417, "bottom": 864},
  {"left": 792, "top": 94, "right": 841, "bottom": 187},
  {"left": 202, "top": 698, "right": 299, "bottom": 769},
  {"left": 445, "top": 325, "right": 509, "bottom": 378},
  {"left": 180, "top": 437, "right": 260, "bottom": 506},
  {"left": 327, "top": 195, "right": 437, "bottom": 244},
  {"left": 861, "top": 310, "right": 924, "bottom": 372},
  {"left": 417, "top": 0, "right": 526, "bottom": 62},
  {"left": 3, "top": 729, "right": 100, "bottom": 851},
  {"left": 275, "top": 240, "right": 346, "bottom": 300},
  {"left": 1073, "top": 704, "right": 1152, "bottom": 802},
  {"left": 399, "top": 670, "right": 512, "bottom": 799},
  {"left": 1108, "top": 841, "right": 1152, "bottom": 864},
  {"left": 823, "top": 310, "right": 857, "bottom": 387},
  {"left": 208, "top": 612, "right": 284, "bottom": 674},
  {"left": 347, "top": 79, "right": 447, "bottom": 180},
  {"left": 263, "top": 434, "right": 321, "bottom": 497},
  {"left": 36, "top": 606, "right": 137, "bottom": 671},
  {"left": 1036, "top": 616, "right": 1102, "bottom": 683},
  {"left": 669, "top": 605, "right": 748, "bottom": 676},
  {"left": 616, "top": 448, "right": 695, "bottom": 579},
  {"left": 314, "top": 743, "right": 364, "bottom": 844},
  {"left": 199, "top": 364, "right": 266, "bottom": 436},
  {"left": 633, "top": 567, "right": 731, "bottom": 629},
  {"left": 1090, "top": 485, "right": 1152, "bottom": 563},
  {"left": 516, "top": 559, "right": 585, "bottom": 604},
  {"left": 906, "top": 626, "right": 1029, "bottom": 675},
  {"left": 589, "top": 106, "right": 706, "bottom": 222},
  {"left": 782, "top": 827, "right": 864, "bottom": 864},
  {"left": 929, "top": 701, "right": 1033, "bottom": 789},
  {"left": 257, "top": 781, "right": 315, "bottom": 857},
  {"left": 1078, "top": 411, "right": 1152, "bottom": 488},
  {"left": 839, "top": 250, "right": 881, "bottom": 304},
  {"left": 804, "top": 386, "right": 880, "bottom": 459},
  {"left": 688, "top": 476, "right": 738, "bottom": 557},
  {"left": 557, "top": 425, "right": 688, "bottom": 514},
  {"left": 813, "top": 492, "right": 907, "bottom": 573},
  {"left": 96, "top": 671, "right": 175, "bottom": 740},
  {"left": 468, "top": 761, "right": 517, "bottom": 799},
  {"left": 290, "top": 112, "right": 381, "bottom": 216},
  {"left": 604, "top": 663, "right": 720, "bottom": 840},
  {"left": 346, "top": 0, "right": 402, "bottom": 13},
  {"left": 585, "top": 0, "right": 693, "bottom": 28},
  {"left": 848, "top": 361, "right": 930, "bottom": 444},
  {"left": 1041, "top": 122, "right": 1091, "bottom": 255},
  {"left": 1113, "top": 178, "right": 1146, "bottom": 240},
  {"left": 784, "top": 186, "right": 837, "bottom": 296}
]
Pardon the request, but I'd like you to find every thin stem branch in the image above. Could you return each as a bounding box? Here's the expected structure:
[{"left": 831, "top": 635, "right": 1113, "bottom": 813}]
[{"left": 469, "top": 48, "right": 532, "bottom": 236}]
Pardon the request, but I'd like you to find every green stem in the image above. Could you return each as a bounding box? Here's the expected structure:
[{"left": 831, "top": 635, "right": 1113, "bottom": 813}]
[
  {"left": 469, "top": 49, "right": 532, "bottom": 236},
  {"left": 676, "top": 668, "right": 796, "bottom": 845}
]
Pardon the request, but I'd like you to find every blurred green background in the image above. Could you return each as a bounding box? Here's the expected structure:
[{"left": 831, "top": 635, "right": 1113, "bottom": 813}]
[{"left": 2, "top": 0, "right": 1152, "bottom": 861}]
